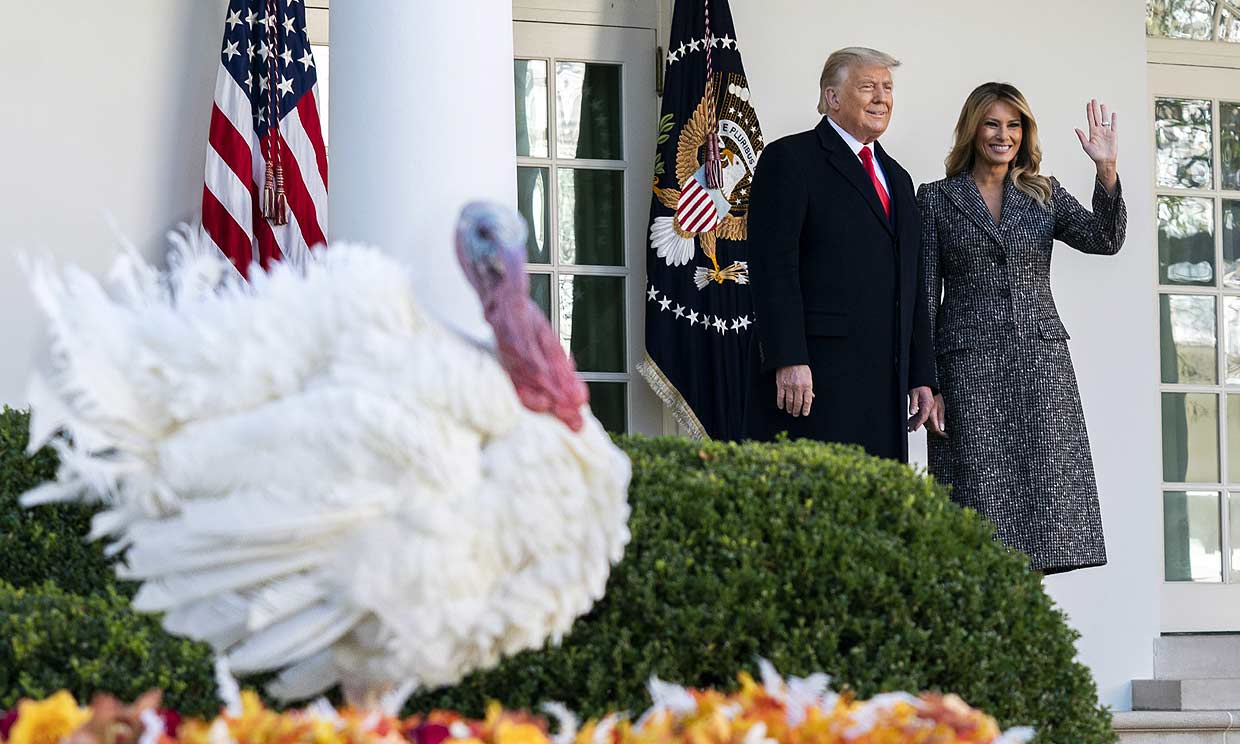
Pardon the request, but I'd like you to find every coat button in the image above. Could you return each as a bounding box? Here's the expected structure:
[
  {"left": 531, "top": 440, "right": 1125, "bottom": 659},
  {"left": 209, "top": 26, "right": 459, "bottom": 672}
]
[{"left": 996, "top": 254, "right": 1006, "bottom": 265}]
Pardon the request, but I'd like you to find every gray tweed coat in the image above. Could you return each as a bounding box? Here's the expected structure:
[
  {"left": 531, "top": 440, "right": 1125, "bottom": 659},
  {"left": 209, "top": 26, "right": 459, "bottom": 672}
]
[{"left": 918, "top": 172, "right": 1126, "bottom": 574}]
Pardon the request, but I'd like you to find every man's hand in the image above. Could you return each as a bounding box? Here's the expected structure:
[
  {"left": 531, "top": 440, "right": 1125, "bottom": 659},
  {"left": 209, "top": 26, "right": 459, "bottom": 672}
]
[
  {"left": 907, "top": 386, "right": 933, "bottom": 432},
  {"left": 775, "top": 364, "right": 813, "bottom": 417}
]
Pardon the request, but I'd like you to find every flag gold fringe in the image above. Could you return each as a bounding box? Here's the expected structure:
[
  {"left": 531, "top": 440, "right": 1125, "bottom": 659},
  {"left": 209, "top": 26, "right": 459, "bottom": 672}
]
[{"left": 636, "top": 353, "right": 709, "bottom": 440}]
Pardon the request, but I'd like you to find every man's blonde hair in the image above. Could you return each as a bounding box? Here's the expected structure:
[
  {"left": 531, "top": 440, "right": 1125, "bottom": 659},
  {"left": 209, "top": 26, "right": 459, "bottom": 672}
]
[{"left": 817, "top": 47, "right": 901, "bottom": 115}]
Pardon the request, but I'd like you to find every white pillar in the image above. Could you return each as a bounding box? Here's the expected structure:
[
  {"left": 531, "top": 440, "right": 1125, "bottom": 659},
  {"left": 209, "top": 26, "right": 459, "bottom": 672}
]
[{"left": 329, "top": 1, "right": 516, "bottom": 338}]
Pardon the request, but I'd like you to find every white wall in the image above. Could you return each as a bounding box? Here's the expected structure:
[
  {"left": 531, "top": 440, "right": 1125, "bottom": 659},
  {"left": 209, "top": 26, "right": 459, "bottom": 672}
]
[
  {"left": 732, "top": 0, "right": 1160, "bottom": 711},
  {"left": 0, "top": 1, "right": 227, "bottom": 406}
]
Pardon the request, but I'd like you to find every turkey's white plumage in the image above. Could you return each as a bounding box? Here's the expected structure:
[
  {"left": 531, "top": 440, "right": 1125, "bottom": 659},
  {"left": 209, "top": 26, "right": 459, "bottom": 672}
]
[{"left": 22, "top": 232, "right": 632, "bottom": 703}]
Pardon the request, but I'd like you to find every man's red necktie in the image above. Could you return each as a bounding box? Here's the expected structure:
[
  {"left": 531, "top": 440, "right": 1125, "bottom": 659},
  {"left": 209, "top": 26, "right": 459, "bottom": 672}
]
[{"left": 858, "top": 146, "right": 890, "bottom": 218}]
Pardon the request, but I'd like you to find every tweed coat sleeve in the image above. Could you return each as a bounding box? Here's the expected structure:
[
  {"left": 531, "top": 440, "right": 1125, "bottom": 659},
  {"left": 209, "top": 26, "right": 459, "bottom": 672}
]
[
  {"left": 1050, "top": 176, "right": 1127, "bottom": 256},
  {"left": 917, "top": 183, "right": 943, "bottom": 352},
  {"left": 748, "top": 141, "right": 811, "bottom": 372},
  {"left": 910, "top": 185, "right": 938, "bottom": 393}
]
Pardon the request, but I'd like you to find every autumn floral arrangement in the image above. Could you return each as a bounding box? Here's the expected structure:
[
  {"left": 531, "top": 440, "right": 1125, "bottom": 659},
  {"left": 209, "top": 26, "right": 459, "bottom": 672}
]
[{"left": 0, "top": 664, "right": 1033, "bottom": 744}]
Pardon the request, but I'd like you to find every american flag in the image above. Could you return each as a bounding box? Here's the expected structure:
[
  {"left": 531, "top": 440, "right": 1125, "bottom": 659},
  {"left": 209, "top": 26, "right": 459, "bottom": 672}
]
[{"left": 202, "top": 0, "right": 327, "bottom": 278}]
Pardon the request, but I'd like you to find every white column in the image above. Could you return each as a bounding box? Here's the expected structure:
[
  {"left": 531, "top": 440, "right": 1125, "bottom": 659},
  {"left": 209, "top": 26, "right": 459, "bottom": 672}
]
[{"left": 328, "top": 1, "right": 516, "bottom": 339}]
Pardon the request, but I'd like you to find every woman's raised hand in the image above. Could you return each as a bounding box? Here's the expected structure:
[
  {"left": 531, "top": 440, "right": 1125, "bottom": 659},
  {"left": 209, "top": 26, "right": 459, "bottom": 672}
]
[
  {"left": 1075, "top": 99, "right": 1117, "bottom": 164},
  {"left": 1075, "top": 98, "right": 1118, "bottom": 191}
]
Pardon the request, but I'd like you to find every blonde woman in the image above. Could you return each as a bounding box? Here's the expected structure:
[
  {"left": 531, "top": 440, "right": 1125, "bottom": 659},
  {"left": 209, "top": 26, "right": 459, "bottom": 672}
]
[{"left": 919, "top": 83, "right": 1125, "bottom": 574}]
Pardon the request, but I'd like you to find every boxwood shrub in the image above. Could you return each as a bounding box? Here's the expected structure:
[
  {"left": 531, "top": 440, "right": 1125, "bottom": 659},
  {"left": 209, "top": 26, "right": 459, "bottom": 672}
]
[
  {"left": 1, "top": 408, "right": 1112, "bottom": 741},
  {"left": 0, "top": 580, "right": 219, "bottom": 717},
  {"left": 0, "top": 407, "right": 126, "bottom": 596},
  {"left": 405, "top": 436, "right": 1115, "bottom": 744}
]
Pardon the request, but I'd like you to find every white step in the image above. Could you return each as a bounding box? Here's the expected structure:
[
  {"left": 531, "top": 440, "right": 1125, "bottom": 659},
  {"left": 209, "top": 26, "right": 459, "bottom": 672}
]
[
  {"left": 1134, "top": 679, "right": 1240, "bottom": 711},
  {"left": 1114, "top": 710, "right": 1240, "bottom": 743},
  {"left": 1155, "top": 635, "right": 1240, "bottom": 680}
]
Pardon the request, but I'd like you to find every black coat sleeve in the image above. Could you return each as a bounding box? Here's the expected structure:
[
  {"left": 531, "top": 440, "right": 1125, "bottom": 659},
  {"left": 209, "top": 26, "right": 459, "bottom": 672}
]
[{"left": 747, "top": 141, "right": 810, "bottom": 373}]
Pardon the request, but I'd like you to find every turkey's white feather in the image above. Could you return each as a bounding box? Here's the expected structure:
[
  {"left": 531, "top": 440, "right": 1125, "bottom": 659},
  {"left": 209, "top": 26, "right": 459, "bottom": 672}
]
[
  {"left": 23, "top": 239, "right": 632, "bottom": 704},
  {"left": 267, "top": 651, "right": 341, "bottom": 702}
]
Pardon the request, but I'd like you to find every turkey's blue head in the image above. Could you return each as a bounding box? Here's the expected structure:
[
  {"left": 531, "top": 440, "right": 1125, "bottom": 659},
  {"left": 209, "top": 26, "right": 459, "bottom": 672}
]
[
  {"left": 456, "top": 202, "right": 529, "bottom": 301},
  {"left": 455, "top": 202, "right": 588, "bottom": 431}
]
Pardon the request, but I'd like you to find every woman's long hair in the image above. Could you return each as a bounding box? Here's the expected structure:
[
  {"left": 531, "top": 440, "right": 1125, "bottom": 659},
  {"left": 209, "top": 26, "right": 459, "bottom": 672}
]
[{"left": 945, "top": 82, "right": 1052, "bottom": 204}]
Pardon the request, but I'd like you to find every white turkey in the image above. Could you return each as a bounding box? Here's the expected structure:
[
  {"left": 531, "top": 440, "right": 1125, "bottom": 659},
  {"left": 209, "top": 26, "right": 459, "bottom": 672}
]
[{"left": 20, "top": 202, "right": 632, "bottom": 709}]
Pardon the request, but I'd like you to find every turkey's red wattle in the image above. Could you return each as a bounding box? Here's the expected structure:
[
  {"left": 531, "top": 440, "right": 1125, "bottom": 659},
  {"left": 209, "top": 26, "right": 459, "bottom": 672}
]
[{"left": 485, "top": 295, "right": 588, "bottom": 432}]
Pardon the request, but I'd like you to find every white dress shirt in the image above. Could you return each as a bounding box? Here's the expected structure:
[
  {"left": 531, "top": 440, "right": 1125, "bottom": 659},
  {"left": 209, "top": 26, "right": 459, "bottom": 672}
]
[{"left": 827, "top": 116, "right": 889, "bottom": 196}]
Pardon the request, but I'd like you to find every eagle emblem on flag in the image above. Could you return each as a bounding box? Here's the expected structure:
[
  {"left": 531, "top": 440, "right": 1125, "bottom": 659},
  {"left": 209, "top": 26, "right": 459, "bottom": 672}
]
[{"left": 650, "top": 74, "right": 762, "bottom": 290}]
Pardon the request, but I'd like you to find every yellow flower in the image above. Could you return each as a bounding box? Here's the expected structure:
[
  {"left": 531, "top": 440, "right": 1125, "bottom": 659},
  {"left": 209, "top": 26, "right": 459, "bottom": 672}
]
[
  {"left": 7, "top": 692, "right": 91, "bottom": 744},
  {"left": 493, "top": 721, "right": 549, "bottom": 744},
  {"left": 309, "top": 719, "right": 344, "bottom": 744}
]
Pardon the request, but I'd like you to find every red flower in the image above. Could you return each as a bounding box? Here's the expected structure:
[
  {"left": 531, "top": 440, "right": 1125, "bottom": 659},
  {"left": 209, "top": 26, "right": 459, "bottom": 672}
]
[
  {"left": 157, "top": 709, "right": 182, "bottom": 738},
  {"left": 0, "top": 707, "right": 18, "bottom": 741},
  {"left": 407, "top": 722, "right": 451, "bottom": 744}
]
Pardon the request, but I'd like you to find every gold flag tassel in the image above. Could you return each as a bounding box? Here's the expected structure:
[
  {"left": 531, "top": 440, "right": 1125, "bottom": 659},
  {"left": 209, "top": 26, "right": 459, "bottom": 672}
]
[
  {"left": 273, "top": 161, "right": 289, "bottom": 225},
  {"left": 702, "top": 0, "right": 723, "bottom": 190},
  {"left": 262, "top": 160, "right": 277, "bottom": 220}
]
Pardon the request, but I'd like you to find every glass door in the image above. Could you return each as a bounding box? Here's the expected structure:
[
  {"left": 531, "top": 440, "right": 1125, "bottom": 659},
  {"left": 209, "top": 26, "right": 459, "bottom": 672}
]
[
  {"left": 1151, "top": 61, "right": 1240, "bottom": 630},
  {"left": 513, "top": 21, "right": 662, "bottom": 435}
]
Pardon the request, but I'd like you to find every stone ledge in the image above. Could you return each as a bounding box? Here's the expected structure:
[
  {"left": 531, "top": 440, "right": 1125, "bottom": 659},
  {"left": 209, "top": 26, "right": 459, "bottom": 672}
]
[
  {"left": 1134, "top": 679, "right": 1240, "bottom": 711},
  {"left": 1156, "top": 635, "right": 1240, "bottom": 680},
  {"left": 1114, "top": 709, "right": 1240, "bottom": 731}
]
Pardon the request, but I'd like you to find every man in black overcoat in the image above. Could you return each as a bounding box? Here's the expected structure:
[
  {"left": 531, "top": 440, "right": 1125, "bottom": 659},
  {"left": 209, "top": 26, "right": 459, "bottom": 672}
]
[{"left": 746, "top": 47, "right": 935, "bottom": 462}]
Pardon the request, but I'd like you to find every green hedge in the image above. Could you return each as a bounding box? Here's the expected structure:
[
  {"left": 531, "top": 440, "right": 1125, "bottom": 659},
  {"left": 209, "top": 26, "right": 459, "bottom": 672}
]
[
  {"left": 405, "top": 436, "right": 1115, "bottom": 744},
  {"left": 0, "top": 580, "right": 219, "bottom": 717},
  {"left": 1, "top": 408, "right": 1112, "bottom": 741},
  {"left": 0, "top": 407, "right": 126, "bottom": 596}
]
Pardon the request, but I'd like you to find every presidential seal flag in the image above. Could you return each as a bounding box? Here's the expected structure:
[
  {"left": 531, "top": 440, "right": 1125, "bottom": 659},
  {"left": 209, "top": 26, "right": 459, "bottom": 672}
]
[{"left": 637, "top": 0, "right": 763, "bottom": 440}]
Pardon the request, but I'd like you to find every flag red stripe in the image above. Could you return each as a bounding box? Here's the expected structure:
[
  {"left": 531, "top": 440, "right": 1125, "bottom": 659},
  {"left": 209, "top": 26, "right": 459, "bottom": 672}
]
[
  {"left": 297, "top": 91, "right": 328, "bottom": 189},
  {"left": 682, "top": 193, "right": 713, "bottom": 224},
  {"left": 202, "top": 186, "right": 252, "bottom": 278},
  {"left": 276, "top": 130, "right": 327, "bottom": 249},
  {"left": 682, "top": 194, "right": 717, "bottom": 231},
  {"left": 208, "top": 105, "right": 254, "bottom": 188},
  {"left": 250, "top": 176, "right": 282, "bottom": 270},
  {"left": 679, "top": 188, "right": 709, "bottom": 216}
]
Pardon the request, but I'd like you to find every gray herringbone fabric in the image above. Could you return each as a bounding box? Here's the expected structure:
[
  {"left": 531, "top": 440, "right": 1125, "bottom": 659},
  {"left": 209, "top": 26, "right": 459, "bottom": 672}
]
[{"left": 918, "top": 172, "right": 1126, "bottom": 574}]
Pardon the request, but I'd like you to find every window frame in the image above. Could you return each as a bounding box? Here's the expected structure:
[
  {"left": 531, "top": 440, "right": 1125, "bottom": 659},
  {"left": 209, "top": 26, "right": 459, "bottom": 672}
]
[{"left": 1155, "top": 87, "right": 1240, "bottom": 584}]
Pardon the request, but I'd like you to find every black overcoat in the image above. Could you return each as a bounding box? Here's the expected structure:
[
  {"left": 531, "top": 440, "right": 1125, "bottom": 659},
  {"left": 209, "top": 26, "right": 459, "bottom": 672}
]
[{"left": 745, "top": 117, "right": 935, "bottom": 462}]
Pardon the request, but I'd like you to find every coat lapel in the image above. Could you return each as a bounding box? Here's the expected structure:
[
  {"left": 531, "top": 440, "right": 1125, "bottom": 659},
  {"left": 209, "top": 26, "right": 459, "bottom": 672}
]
[
  {"left": 940, "top": 172, "right": 1004, "bottom": 246},
  {"left": 815, "top": 117, "right": 893, "bottom": 236},
  {"left": 874, "top": 141, "right": 908, "bottom": 235},
  {"left": 999, "top": 178, "right": 1036, "bottom": 237}
]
